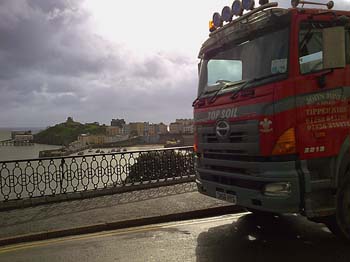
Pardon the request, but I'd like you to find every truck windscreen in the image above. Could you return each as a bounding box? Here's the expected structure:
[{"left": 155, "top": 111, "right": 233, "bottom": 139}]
[{"left": 198, "top": 27, "right": 289, "bottom": 97}]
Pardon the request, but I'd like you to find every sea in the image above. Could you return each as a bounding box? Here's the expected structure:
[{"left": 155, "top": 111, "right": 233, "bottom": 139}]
[
  {"left": 0, "top": 128, "right": 163, "bottom": 162},
  {"left": 0, "top": 128, "right": 62, "bottom": 162},
  {"left": 0, "top": 128, "right": 166, "bottom": 201}
]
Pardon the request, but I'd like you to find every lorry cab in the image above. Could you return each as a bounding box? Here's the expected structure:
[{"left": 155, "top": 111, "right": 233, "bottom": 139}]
[{"left": 194, "top": 0, "right": 350, "bottom": 240}]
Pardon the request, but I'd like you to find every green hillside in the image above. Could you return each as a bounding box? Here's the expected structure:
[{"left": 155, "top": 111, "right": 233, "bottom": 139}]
[{"left": 34, "top": 118, "right": 106, "bottom": 145}]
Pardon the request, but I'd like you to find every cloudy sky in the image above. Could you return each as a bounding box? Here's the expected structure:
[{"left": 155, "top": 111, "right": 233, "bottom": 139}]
[{"left": 0, "top": 0, "right": 349, "bottom": 127}]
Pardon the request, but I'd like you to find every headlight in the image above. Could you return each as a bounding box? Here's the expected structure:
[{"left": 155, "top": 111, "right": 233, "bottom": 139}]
[{"left": 263, "top": 182, "right": 291, "bottom": 196}]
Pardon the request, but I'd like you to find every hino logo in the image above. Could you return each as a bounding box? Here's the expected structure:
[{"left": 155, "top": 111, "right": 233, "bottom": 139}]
[{"left": 216, "top": 120, "right": 230, "bottom": 138}]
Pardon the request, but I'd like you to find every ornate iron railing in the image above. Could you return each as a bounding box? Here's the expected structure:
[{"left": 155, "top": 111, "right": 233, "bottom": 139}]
[{"left": 0, "top": 147, "right": 195, "bottom": 202}]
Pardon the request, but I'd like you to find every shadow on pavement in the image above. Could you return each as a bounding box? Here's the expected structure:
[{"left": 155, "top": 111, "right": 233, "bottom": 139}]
[
  {"left": 196, "top": 213, "right": 350, "bottom": 262},
  {"left": 0, "top": 183, "right": 196, "bottom": 228}
]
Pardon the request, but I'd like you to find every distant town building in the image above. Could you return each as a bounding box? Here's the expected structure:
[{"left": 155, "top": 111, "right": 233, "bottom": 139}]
[
  {"left": 169, "top": 122, "right": 183, "bottom": 134},
  {"left": 158, "top": 123, "right": 168, "bottom": 134},
  {"left": 144, "top": 122, "right": 149, "bottom": 136},
  {"left": 14, "top": 134, "right": 34, "bottom": 142},
  {"left": 78, "top": 134, "right": 90, "bottom": 145},
  {"left": 129, "top": 122, "right": 149, "bottom": 136},
  {"left": 78, "top": 134, "right": 104, "bottom": 145},
  {"left": 176, "top": 119, "right": 193, "bottom": 126},
  {"left": 87, "top": 135, "right": 105, "bottom": 145},
  {"left": 169, "top": 119, "right": 194, "bottom": 134},
  {"left": 111, "top": 119, "right": 126, "bottom": 128},
  {"left": 11, "top": 130, "right": 32, "bottom": 140},
  {"left": 148, "top": 123, "right": 168, "bottom": 136},
  {"left": 122, "top": 124, "right": 130, "bottom": 136},
  {"left": 183, "top": 125, "right": 194, "bottom": 134},
  {"left": 106, "top": 126, "right": 123, "bottom": 136},
  {"left": 148, "top": 124, "right": 157, "bottom": 136},
  {"left": 78, "top": 133, "right": 127, "bottom": 145}
]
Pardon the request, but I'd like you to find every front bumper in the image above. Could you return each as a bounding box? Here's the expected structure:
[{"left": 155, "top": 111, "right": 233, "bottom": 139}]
[{"left": 196, "top": 160, "right": 301, "bottom": 214}]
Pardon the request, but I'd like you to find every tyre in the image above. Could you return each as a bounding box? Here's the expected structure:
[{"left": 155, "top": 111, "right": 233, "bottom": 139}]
[
  {"left": 246, "top": 208, "right": 277, "bottom": 217},
  {"left": 325, "top": 175, "right": 350, "bottom": 241}
]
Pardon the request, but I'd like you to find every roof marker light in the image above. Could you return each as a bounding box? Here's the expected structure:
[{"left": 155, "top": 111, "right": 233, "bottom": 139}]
[
  {"left": 291, "top": 0, "right": 299, "bottom": 8},
  {"left": 259, "top": 0, "right": 269, "bottom": 5},
  {"left": 232, "top": 0, "right": 243, "bottom": 16},
  {"left": 212, "top": 12, "right": 223, "bottom": 27},
  {"left": 291, "top": 0, "right": 334, "bottom": 9},
  {"left": 243, "top": 0, "right": 255, "bottom": 11},
  {"left": 221, "top": 6, "right": 233, "bottom": 22},
  {"left": 327, "top": 1, "right": 335, "bottom": 9},
  {"left": 209, "top": 20, "right": 216, "bottom": 32}
]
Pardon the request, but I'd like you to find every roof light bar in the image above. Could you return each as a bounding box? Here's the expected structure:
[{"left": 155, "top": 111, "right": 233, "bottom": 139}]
[
  {"left": 232, "top": 0, "right": 244, "bottom": 16},
  {"left": 291, "top": 0, "right": 334, "bottom": 9},
  {"left": 212, "top": 12, "right": 223, "bottom": 27},
  {"left": 259, "top": 0, "right": 269, "bottom": 4},
  {"left": 209, "top": 20, "right": 216, "bottom": 32},
  {"left": 208, "top": 0, "right": 277, "bottom": 32},
  {"left": 221, "top": 6, "right": 233, "bottom": 22},
  {"left": 243, "top": 0, "right": 255, "bottom": 11}
]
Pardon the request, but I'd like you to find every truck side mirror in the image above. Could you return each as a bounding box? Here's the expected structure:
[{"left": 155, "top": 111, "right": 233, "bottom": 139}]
[{"left": 323, "top": 26, "right": 346, "bottom": 70}]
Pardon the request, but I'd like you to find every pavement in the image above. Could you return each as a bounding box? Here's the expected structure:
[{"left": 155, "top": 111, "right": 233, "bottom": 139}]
[
  {"left": 1, "top": 213, "right": 349, "bottom": 262},
  {"left": 0, "top": 183, "right": 242, "bottom": 246}
]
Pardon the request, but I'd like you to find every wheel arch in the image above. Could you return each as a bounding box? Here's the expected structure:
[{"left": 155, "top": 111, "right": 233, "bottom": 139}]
[{"left": 335, "top": 136, "right": 350, "bottom": 187}]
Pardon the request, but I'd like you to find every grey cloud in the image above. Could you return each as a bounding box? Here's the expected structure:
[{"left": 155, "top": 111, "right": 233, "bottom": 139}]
[
  {"left": 6, "top": 0, "right": 349, "bottom": 127},
  {"left": 0, "top": 2, "right": 113, "bottom": 78},
  {"left": 0, "top": 0, "right": 197, "bottom": 127},
  {"left": 27, "top": 0, "right": 77, "bottom": 13},
  {"left": 133, "top": 56, "right": 170, "bottom": 79}
]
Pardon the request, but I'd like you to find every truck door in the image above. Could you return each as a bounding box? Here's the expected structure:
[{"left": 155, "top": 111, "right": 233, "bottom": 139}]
[
  {"left": 295, "top": 21, "right": 349, "bottom": 169},
  {"left": 293, "top": 21, "right": 350, "bottom": 217}
]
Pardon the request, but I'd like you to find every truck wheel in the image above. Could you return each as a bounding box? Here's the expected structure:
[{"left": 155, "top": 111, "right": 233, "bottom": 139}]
[
  {"left": 325, "top": 176, "right": 350, "bottom": 241},
  {"left": 246, "top": 208, "right": 276, "bottom": 217}
]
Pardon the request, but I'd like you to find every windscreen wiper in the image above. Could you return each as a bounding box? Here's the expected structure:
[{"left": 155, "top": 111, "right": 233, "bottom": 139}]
[
  {"left": 192, "top": 91, "right": 205, "bottom": 107},
  {"left": 208, "top": 80, "right": 246, "bottom": 104},
  {"left": 192, "top": 85, "right": 220, "bottom": 106},
  {"left": 299, "top": 23, "right": 316, "bottom": 51},
  {"left": 192, "top": 87, "right": 219, "bottom": 106},
  {"left": 230, "top": 73, "right": 285, "bottom": 99}
]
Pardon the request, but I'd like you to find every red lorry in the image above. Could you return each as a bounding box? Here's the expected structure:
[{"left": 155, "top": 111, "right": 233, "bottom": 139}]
[{"left": 193, "top": 0, "right": 350, "bottom": 239}]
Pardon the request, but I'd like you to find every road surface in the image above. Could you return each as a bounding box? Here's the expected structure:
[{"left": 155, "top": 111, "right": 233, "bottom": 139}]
[{"left": 1, "top": 212, "right": 349, "bottom": 262}]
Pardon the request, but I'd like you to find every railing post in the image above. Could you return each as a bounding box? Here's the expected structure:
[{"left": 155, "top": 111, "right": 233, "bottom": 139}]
[{"left": 60, "top": 159, "right": 65, "bottom": 194}]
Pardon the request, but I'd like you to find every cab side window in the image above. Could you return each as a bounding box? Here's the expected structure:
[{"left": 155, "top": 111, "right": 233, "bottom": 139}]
[
  {"left": 299, "top": 24, "right": 323, "bottom": 74},
  {"left": 299, "top": 24, "right": 349, "bottom": 72}
]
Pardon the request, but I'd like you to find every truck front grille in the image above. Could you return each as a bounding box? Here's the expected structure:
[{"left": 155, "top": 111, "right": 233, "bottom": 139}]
[
  {"left": 197, "top": 120, "right": 260, "bottom": 157},
  {"left": 197, "top": 120, "right": 260, "bottom": 181}
]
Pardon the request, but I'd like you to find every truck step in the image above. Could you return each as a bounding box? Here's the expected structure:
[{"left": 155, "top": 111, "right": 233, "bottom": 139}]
[
  {"left": 305, "top": 207, "right": 336, "bottom": 218},
  {"left": 305, "top": 186, "right": 336, "bottom": 218},
  {"left": 310, "top": 179, "right": 332, "bottom": 191}
]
